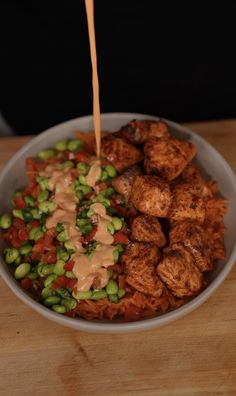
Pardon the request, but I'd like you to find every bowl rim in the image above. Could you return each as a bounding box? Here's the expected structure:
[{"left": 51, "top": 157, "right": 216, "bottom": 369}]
[{"left": 1, "top": 112, "right": 236, "bottom": 333}]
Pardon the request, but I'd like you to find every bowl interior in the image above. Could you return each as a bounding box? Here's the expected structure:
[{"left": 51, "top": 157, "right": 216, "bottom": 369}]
[{"left": 1, "top": 113, "right": 236, "bottom": 333}]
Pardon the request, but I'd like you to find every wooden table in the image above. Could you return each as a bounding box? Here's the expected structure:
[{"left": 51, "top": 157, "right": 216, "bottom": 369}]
[{"left": 0, "top": 119, "right": 236, "bottom": 396}]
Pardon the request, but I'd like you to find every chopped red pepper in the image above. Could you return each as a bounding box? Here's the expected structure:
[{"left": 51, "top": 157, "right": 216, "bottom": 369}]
[
  {"left": 13, "top": 218, "right": 25, "bottom": 229},
  {"left": 21, "top": 277, "right": 32, "bottom": 290},
  {"left": 113, "top": 231, "right": 129, "bottom": 244},
  {"left": 18, "top": 228, "right": 29, "bottom": 242},
  {"left": 83, "top": 226, "right": 97, "bottom": 244},
  {"left": 74, "top": 151, "right": 90, "bottom": 164},
  {"left": 14, "top": 196, "right": 27, "bottom": 209},
  {"left": 64, "top": 260, "right": 75, "bottom": 271}
]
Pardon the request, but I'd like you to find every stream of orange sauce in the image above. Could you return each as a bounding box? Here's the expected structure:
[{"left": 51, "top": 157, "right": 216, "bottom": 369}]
[{"left": 85, "top": 0, "right": 101, "bottom": 158}]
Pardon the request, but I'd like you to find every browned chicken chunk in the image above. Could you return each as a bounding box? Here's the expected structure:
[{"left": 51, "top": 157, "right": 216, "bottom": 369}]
[
  {"left": 169, "top": 222, "right": 213, "bottom": 272},
  {"left": 116, "top": 119, "right": 170, "bottom": 144},
  {"left": 144, "top": 136, "right": 196, "bottom": 181},
  {"left": 180, "top": 164, "right": 214, "bottom": 198},
  {"left": 122, "top": 242, "right": 164, "bottom": 297},
  {"left": 157, "top": 244, "right": 203, "bottom": 297},
  {"left": 100, "top": 135, "right": 143, "bottom": 173},
  {"left": 112, "top": 165, "right": 143, "bottom": 203},
  {"left": 169, "top": 183, "right": 205, "bottom": 224},
  {"left": 131, "top": 215, "right": 166, "bottom": 247},
  {"left": 130, "top": 175, "right": 172, "bottom": 217}
]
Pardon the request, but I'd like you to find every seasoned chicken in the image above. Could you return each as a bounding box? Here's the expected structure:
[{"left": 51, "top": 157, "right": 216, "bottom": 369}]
[
  {"left": 169, "top": 183, "right": 205, "bottom": 224},
  {"left": 130, "top": 175, "right": 172, "bottom": 217},
  {"left": 115, "top": 119, "right": 170, "bottom": 144},
  {"left": 144, "top": 136, "right": 196, "bottom": 181},
  {"left": 180, "top": 164, "right": 214, "bottom": 198},
  {"left": 157, "top": 244, "right": 203, "bottom": 297},
  {"left": 131, "top": 214, "right": 166, "bottom": 247},
  {"left": 100, "top": 135, "right": 143, "bottom": 173},
  {"left": 112, "top": 165, "right": 143, "bottom": 203},
  {"left": 122, "top": 242, "right": 164, "bottom": 297},
  {"left": 204, "top": 222, "right": 226, "bottom": 261},
  {"left": 169, "top": 222, "right": 213, "bottom": 272}
]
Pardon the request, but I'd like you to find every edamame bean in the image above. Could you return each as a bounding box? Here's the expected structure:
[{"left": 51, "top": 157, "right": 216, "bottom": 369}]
[
  {"left": 38, "top": 190, "right": 49, "bottom": 203},
  {"left": 101, "top": 187, "right": 115, "bottom": 198},
  {"left": 44, "top": 274, "right": 57, "bottom": 287},
  {"left": 107, "top": 269, "right": 113, "bottom": 278},
  {"left": 38, "top": 201, "right": 55, "bottom": 213},
  {"left": 31, "top": 209, "right": 41, "bottom": 220},
  {"left": 14, "top": 256, "right": 21, "bottom": 265},
  {"left": 64, "top": 241, "right": 75, "bottom": 252},
  {"left": 100, "top": 170, "right": 108, "bottom": 181},
  {"left": 4, "top": 248, "right": 19, "bottom": 264},
  {"left": 112, "top": 217, "right": 123, "bottom": 231},
  {"left": 41, "top": 287, "right": 52, "bottom": 298},
  {"left": 38, "top": 148, "right": 55, "bottom": 161},
  {"left": 12, "top": 209, "right": 23, "bottom": 220},
  {"left": 29, "top": 227, "right": 44, "bottom": 241},
  {"left": 53, "top": 260, "right": 65, "bottom": 276},
  {"left": 109, "top": 294, "right": 118, "bottom": 303},
  {"left": 105, "top": 164, "right": 117, "bottom": 177},
  {"left": 41, "top": 265, "right": 54, "bottom": 276},
  {"left": 96, "top": 194, "right": 110, "bottom": 208},
  {"left": 118, "top": 288, "right": 126, "bottom": 298},
  {"left": 78, "top": 175, "right": 87, "bottom": 185},
  {"left": 106, "top": 279, "right": 118, "bottom": 295},
  {"left": 61, "top": 298, "right": 77, "bottom": 310},
  {"left": 56, "top": 223, "right": 64, "bottom": 233},
  {"left": 0, "top": 214, "right": 12, "bottom": 229},
  {"left": 76, "top": 162, "right": 90, "bottom": 175},
  {"left": 14, "top": 263, "right": 31, "bottom": 280},
  {"left": 27, "top": 272, "right": 38, "bottom": 280},
  {"left": 52, "top": 304, "right": 67, "bottom": 314},
  {"left": 56, "top": 287, "right": 70, "bottom": 298},
  {"left": 24, "top": 196, "right": 35, "bottom": 207},
  {"left": 76, "top": 185, "right": 92, "bottom": 195},
  {"left": 107, "top": 223, "right": 115, "bottom": 235},
  {"left": 113, "top": 249, "right": 119, "bottom": 263},
  {"left": 65, "top": 271, "right": 76, "bottom": 279},
  {"left": 63, "top": 160, "right": 74, "bottom": 169},
  {"left": 91, "top": 290, "right": 108, "bottom": 300},
  {"left": 56, "top": 249, "right": 69, "bottom": 261},
  {"left": 72, "top": 290, "right": 92, "bottom": 300},
  {"left": 55, "top": 139, "right": 68, "bottom": 152},
  {"left": 43, "top": 296, "right": 61, "bottom": 306},
  {"left": 67, "top": 139, "right": 84, "bottom": 152},
  {"left": 37, "top": 176, "right": 49, "bottom": 191},
  {"left": 57, "top": 231, "right": 68, "bottom": 242},
  {"left": 86, "top": 207, "right": 95, "bottom": 218}
]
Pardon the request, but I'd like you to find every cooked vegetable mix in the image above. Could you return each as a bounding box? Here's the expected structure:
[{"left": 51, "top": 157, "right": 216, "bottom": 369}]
[{"left": 0, "top": 120, "right": 227, "bottom": 321}]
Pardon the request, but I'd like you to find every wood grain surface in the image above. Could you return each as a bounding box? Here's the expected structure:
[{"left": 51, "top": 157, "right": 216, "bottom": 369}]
[{"left": 0, "top": 120, "right": 236, "bottom": 396}]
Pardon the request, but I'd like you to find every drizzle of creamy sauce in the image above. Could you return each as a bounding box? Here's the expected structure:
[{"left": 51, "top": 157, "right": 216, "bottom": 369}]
[
  {"left": 85, "top": 0, "right": 101, "bottom": 157},
  {"left": 40, "top": 164, "right": 83, "bottom": 251},
  {"left": 90, "top": 202, "right": 114, "bottom": 245},
  {"left": 72, "top": 244, "right": 115, "bottom": 291},
  {"left": 85, "top": 159, "right": 102, "bottom": 187}
]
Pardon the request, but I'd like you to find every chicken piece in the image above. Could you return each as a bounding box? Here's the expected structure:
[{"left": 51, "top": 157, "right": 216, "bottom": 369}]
[
  {"left": 169, "top": 183, "right": 205, "bottom": 224},
  {"left": 115, "top": 120, "right": 170, "bottom": 144},
  {"left": 112, "top": 165, "right": 143, "bottom": 203},
  {"left": 122, "top": 242, "right": 164, "bottom": 297},
  {"left": 180, "top": 164, "right": 214, "bottom": 198},
  {"left": 100, "top": 135, "right": 143, "bottom": 173},
  {"left": 131, "top": 214, "right": 166, "bottom": 247},
  {"left": 169, "top": 221, "right": 213, "bottom": 272},
  {"left": 144, "top": 136, "right": 196, "bottom": 181},
  {"left": 157, "top": 244, "right": 203, "bottom": 298},
  {"left": 204, "top": 222, "right": 226, "bottom": 261},
  {"left": 130, "top": 175, "right": 172, "bottom": 217}
]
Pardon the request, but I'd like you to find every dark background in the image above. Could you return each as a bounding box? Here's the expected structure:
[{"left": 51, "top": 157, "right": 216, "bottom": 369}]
[{"left": 1, "top": 0, "right": 236, "bottom": 135}]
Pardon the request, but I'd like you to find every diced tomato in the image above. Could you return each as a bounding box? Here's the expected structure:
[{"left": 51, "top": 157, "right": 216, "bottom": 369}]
[
  {"left": 42, "top": 251, "right": 57, "bottom": 264},
  {"left": 66, "top": 279, "right": 77, "bottom": 289},
  {"left": 113, "top": 231, "right": 129, "bottom": 244},
  {"left": 64, "top": 260, "right": 75, "bottom": 271},
  {"left": 30, "top": 184, "right": 41, "bottom": 198},
  {"left": 26, "top": 157, "right": 38, "bottom": 171},
  {"left": 55, "top": 275, "right": 68, "bottom": 288},
  {"left": 14, "top": 196, "right": 27, "bottom": 209},
  {"left": 124, "top": 305, "right": 142, "bottom": 322},
  {"left": 21, "top": 277, "right": 32, "bottom": 290},
  {"left": 18, "top": 228, "right": 29, "bottom": 241},
  {"left": 83, "top": 226, "right": 97, "bottom": 244},
  {"left": 13, "top": 218, "right": 25, "bottom": 229},
  {"left": 74, "top": 151, "right": 90, "bottom": 164},
  {"left": 97, "top": 182, "right": 108, "bottom": 192},
  {"left": 30, "top": 251, "right": 42, "bottom": 261},
  {"left": 32, "top": 240, "right": 45, "bottom": 253},
  {"left": 65, "top": 310, "right": 76, "bottom": 317},
  {"left": 11, "top": 237, "right": 22, "bottom": 248},
  {"left": 29, "top": 220, "right": 40, "bottom": 229}
]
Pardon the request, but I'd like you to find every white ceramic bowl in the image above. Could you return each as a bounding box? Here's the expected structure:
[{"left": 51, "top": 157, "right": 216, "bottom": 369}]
[{"left": 1, "top": 113, "right": 236, "bottom": 333}]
